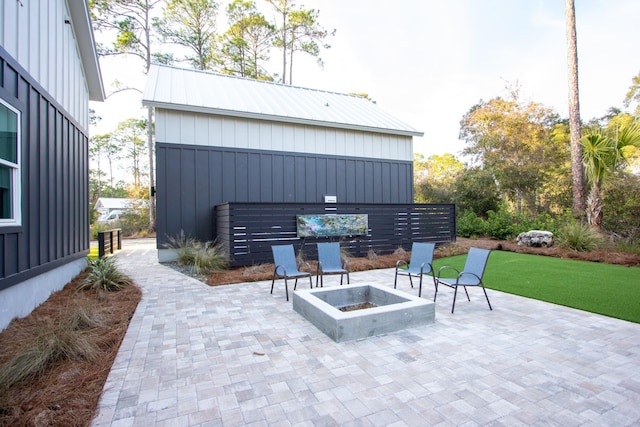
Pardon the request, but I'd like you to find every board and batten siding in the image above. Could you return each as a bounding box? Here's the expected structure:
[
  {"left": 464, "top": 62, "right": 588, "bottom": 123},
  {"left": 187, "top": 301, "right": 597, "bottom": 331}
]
[
  {"left": 0, "top": 0, "right": 90, "bottom": 130},
  {"left": 155, "top": 109, "right": 414, "bottom": 161},
  {"left": 0, "top": 49, "right": 90, "bottom": 291},
  {"left": 156, "top": 143, "right": 413, "bottom": 247}
]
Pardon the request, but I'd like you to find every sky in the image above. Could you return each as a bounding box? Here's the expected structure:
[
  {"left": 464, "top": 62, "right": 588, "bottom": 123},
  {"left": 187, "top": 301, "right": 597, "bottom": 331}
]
[{"left": 90, "top": 0, "right": 640, "bottom": 160}]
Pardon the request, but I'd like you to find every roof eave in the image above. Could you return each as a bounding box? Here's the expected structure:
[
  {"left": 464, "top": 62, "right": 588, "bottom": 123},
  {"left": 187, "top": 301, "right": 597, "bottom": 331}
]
[
  {"left": 143, "top": 100, "right": 424, "bottom": 138},
  {"left": 68, "top": 0, "right": 105, "bottom": 102}
]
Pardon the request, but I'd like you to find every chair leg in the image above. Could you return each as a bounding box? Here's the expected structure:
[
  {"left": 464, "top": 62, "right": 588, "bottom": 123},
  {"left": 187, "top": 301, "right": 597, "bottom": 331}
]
[
  {"left": 294, "top": 278, "right": 298, "bottom": 291},
  {"left": 284, "top": 278, "right": 289, "bottom": 302},
  {"left": 307, "top": 275, "right": 313, "bottom": 289},
  {"left": 340, "top": 273, "right": 343, "bottom": 286},
  {"left": 481, "top": 285, "right": 493, "bottom": 310},
  {"left": 418, "top": 275, "right": 423, "bottom": 298},
  {"left": 394, "top": 271, "right": 398, "bottom": 289},
  {"left": 271, "top": 278, "right": 275, "bottom": 295},
  {"left": 463, "top": 286, "right": 471, "bottom": 301},
  {"left": 316, "top": 273, "right": 320, "bottom": 288},
  {"left": 408, "top": 275, "right": 414, "bottom": 288},
  {"left": 433, "top": 280, "right": 439, "bottom": 302},
  {"left": 346, "top": 272, "right": 350, "bottom": 284},
  {"left": 451, "top": 285, "right": 458, "bottom": 313}
]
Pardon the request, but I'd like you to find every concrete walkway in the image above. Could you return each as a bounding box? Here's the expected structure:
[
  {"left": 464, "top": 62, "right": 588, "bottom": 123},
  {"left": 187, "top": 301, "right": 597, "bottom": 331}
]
[{"left": 93, "top": 239, "right": 640, "bottom": 426}]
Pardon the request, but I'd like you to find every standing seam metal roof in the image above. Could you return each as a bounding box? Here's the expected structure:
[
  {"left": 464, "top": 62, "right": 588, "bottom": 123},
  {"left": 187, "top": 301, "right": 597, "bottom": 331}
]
[{"left": 142, "top": 64, "right": 423, "bottom": 137}]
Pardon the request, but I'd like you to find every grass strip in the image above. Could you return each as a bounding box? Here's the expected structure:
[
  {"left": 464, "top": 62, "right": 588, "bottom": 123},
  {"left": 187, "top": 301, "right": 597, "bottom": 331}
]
[{"left": 432, "top": 251, "right": 640, "bottom": 323}]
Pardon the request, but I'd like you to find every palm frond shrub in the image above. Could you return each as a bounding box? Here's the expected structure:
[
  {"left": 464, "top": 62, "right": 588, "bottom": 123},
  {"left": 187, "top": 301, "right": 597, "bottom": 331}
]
[
  {"left": 78, "top": 256, "right": 133, "bottom": 292},
  {"left": 556, "top": 222, "right": 602, "bottom": 252}
]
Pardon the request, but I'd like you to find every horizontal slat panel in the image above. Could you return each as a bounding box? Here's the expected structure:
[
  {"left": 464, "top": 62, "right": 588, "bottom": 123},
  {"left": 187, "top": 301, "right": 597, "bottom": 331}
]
[{"left": 216, "top": 203, "right": 455, "bottom": 267}]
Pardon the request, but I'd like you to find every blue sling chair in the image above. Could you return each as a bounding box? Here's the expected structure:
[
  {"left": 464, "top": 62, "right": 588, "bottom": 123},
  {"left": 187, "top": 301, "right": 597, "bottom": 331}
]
[
  {"left": 394, "top": 242, "right": 436, "bottom": 298},
  {"left": 435, "top": 247, "right": 493, "bottom": 313},
  {"left": 271, "top": 244, "right": 312, "bottom": 301},
  {"left": 316, "top": 242, "right": 350, "bottom": 287}
]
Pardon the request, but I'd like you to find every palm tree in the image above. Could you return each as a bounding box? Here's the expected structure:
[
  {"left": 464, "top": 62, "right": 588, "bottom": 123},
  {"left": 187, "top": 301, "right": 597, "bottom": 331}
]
[{"left": 581, "top": 122, "right": 640, "bottom": 229}]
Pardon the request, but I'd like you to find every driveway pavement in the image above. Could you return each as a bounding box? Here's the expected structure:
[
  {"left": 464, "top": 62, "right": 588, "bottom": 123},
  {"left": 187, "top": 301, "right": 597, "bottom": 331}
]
[{"left": 93, "top": 238, "right": 640, "bottom": 426}]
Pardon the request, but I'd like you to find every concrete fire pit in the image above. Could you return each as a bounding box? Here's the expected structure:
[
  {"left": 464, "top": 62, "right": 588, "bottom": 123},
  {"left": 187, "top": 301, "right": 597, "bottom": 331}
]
[{"left": 292, "top": 284, "right": 435, "bottom": 342}]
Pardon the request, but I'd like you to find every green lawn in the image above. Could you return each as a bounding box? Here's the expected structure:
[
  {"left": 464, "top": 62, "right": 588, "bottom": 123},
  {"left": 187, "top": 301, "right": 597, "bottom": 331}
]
[{"left": 432, "top": 251, "right": 640, "bottom": 323}]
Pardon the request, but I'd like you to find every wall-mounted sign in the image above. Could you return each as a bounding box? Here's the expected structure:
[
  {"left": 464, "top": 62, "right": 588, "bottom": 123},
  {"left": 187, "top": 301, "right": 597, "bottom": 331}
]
[{"left": 324, "top": 195, "right": 337, "bottom": 203}]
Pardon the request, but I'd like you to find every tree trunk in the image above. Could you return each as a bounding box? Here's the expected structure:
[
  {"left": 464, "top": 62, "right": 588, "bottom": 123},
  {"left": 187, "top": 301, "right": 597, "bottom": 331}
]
[
  {"left": 586, "top": 181, "right": 602, "bottom": 229},
  {"left": 147, "top": 106, "right": 156, "bottom": 232},
  {"left": 565, "top": 0, "right": 585, "bottom": 216}
]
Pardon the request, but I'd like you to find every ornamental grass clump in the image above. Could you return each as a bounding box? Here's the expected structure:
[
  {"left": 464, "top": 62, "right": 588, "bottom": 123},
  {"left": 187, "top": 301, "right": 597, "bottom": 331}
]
[
  {"left": 166, "top": 231, "right": 228, "bottom": 275},
  {"left": 78, "top": 256, "right": 133, "bottom": 292},
  {"left": 556, "top": 222, "right": 603, "bottom": 252},
  {"left": 193, "top": 241, "right": 228, "bottom": 275},
  {"left": 0, "top": 303, "right": 101, "bottom": 397}
]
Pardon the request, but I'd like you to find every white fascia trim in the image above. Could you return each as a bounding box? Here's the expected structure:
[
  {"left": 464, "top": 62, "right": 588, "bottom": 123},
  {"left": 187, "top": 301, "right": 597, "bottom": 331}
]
[{"left": 143, "top": 101, "right": 425, "bottom": 138}]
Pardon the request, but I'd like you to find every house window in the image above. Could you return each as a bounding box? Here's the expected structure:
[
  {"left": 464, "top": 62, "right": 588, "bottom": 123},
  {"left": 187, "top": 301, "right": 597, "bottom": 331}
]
[{"left": 0, "top": 98, "right": 20, "bottom": 225}]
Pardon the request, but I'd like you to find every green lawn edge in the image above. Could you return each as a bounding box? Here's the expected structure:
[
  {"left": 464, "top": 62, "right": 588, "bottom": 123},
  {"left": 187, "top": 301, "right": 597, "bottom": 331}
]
[{"left": 432, "top": 251, "right": 640, "bottom": 324}]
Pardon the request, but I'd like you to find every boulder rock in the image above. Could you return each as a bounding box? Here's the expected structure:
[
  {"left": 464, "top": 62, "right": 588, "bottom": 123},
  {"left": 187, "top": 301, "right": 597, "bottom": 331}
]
[{"left": 517, "top": 230, "right": 554, "bottom": 247}]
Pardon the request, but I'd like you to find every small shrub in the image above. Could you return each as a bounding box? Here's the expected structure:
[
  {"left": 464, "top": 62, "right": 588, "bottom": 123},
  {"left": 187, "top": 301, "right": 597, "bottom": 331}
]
[
  {"left": 90, "top": 222, "right": 111, "bottom": 240},
  {"left": 78, "top": 257, "right": 133, "bottom": 292},
  {"left": 165, "top": 232, "right": 228, "bottom": 275},
  {"left": 457, "top": 209, "right": 487, "bottom": 238},
  {"left": 556, "top": 222, "right": 602, "bottom": 252}
]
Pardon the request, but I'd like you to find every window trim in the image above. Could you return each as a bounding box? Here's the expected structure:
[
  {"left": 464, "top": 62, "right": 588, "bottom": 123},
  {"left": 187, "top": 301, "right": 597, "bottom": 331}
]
[{"left": 0, "top": 96, "right": 21, "bottom": 227}]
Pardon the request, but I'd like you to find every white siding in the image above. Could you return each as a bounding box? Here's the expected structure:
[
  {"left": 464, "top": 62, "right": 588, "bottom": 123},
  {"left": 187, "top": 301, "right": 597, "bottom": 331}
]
[
  {"left": 0, "top": 0, "right": 91, "bottom": 129},
  {"left": 156, "top": 109, "right": 413, "bottom": 162}
]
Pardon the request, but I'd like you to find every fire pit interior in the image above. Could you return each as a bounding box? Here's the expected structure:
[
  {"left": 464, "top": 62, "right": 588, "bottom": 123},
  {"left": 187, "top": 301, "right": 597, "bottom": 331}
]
[{"left": 293, "top": 284, "right": 435, "bottom": 342}]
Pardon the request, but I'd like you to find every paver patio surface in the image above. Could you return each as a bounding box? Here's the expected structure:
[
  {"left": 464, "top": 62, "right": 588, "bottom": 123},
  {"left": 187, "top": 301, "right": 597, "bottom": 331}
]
[{"left": 93, "top": 239, "right": 640, "bottom": 426}]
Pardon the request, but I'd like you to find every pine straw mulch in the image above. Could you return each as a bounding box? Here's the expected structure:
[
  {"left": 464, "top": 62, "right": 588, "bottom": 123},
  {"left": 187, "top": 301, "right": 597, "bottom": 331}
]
[{"left": 0, "top": 272, "right": 141, "bottom": 427}]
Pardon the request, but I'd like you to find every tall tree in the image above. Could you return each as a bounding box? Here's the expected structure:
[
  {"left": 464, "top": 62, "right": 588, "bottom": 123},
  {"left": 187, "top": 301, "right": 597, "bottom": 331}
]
[
  {"left": 565, "top": 0, "right": 585, "bottom": 215},
  {"left": 154, "top": 0, "right": 220, "bottom": 71},
  {"left": 221, "top": 0, "right": 275, "bottom": 79},
  {"left": 623, "top": 71, "right": 640, "bottom": 117},
  {"left": 91, "top": 0, "right": 163, "bottom": 231},
  {"left": 413, "top": 153, "right": 464, "bottom": 204},
  {"left": 266, "top": 0, "right": 334, "bottom": 85},
  {"left": 459, "top": 93, "right": 563, "bottom": 215},
  {"left": 114, "top": 119, "right": 149, "bottom": 190},
  {"left": 581, "top": 121, "right": 640, "bottom": 229}
]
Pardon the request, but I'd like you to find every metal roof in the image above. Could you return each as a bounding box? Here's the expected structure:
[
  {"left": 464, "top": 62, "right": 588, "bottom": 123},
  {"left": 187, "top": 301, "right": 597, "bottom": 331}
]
[{"left": 142, "top": 65, "right": 423, "bottom": 137}]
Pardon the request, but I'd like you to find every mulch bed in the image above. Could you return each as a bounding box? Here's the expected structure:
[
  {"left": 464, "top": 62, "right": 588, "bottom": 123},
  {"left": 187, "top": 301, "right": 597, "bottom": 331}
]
[{"left": 0, "top": 273, "right": 141, "bottom": 427}]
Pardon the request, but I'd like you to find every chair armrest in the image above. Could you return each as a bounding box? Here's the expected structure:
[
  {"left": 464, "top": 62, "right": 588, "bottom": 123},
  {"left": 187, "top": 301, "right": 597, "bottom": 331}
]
[
  {"left": 419, "top": 262, "right": 434, "bottom": 274},
  {"left": 437, "top": 265, "right": 460, "bottom": 278},
  {"left": 274, "top": 264, "right": 287, "bottom": 277},
  {"left": 395, "top": 259, "right": 408, "bottom": 269}
]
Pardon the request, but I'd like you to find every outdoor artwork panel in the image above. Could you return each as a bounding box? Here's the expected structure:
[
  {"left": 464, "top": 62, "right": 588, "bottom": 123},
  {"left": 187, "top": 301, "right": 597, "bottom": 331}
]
[{"left": 296, "top": 214, "right": 369, "bottom": 237}]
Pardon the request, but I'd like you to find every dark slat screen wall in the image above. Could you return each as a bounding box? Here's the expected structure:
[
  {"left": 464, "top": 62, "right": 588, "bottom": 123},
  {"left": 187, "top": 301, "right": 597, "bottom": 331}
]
[{"left": 216, "top": 203, "right": 456, "bottom": 267}]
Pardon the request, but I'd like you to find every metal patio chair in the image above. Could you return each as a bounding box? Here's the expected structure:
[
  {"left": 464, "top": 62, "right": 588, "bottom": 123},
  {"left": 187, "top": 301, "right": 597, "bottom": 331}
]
[
  {"left": 435, "top": 247, "right": 492, "bottom": 313},
  {"left": 316, "top": 242, "right": 350, "bottom": 287},
  {"left": 394, "top": 242, "right": 436, "bottom": 298},
  {"left": 271, "top": 244, "right": 312, "bottom": 301}
]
